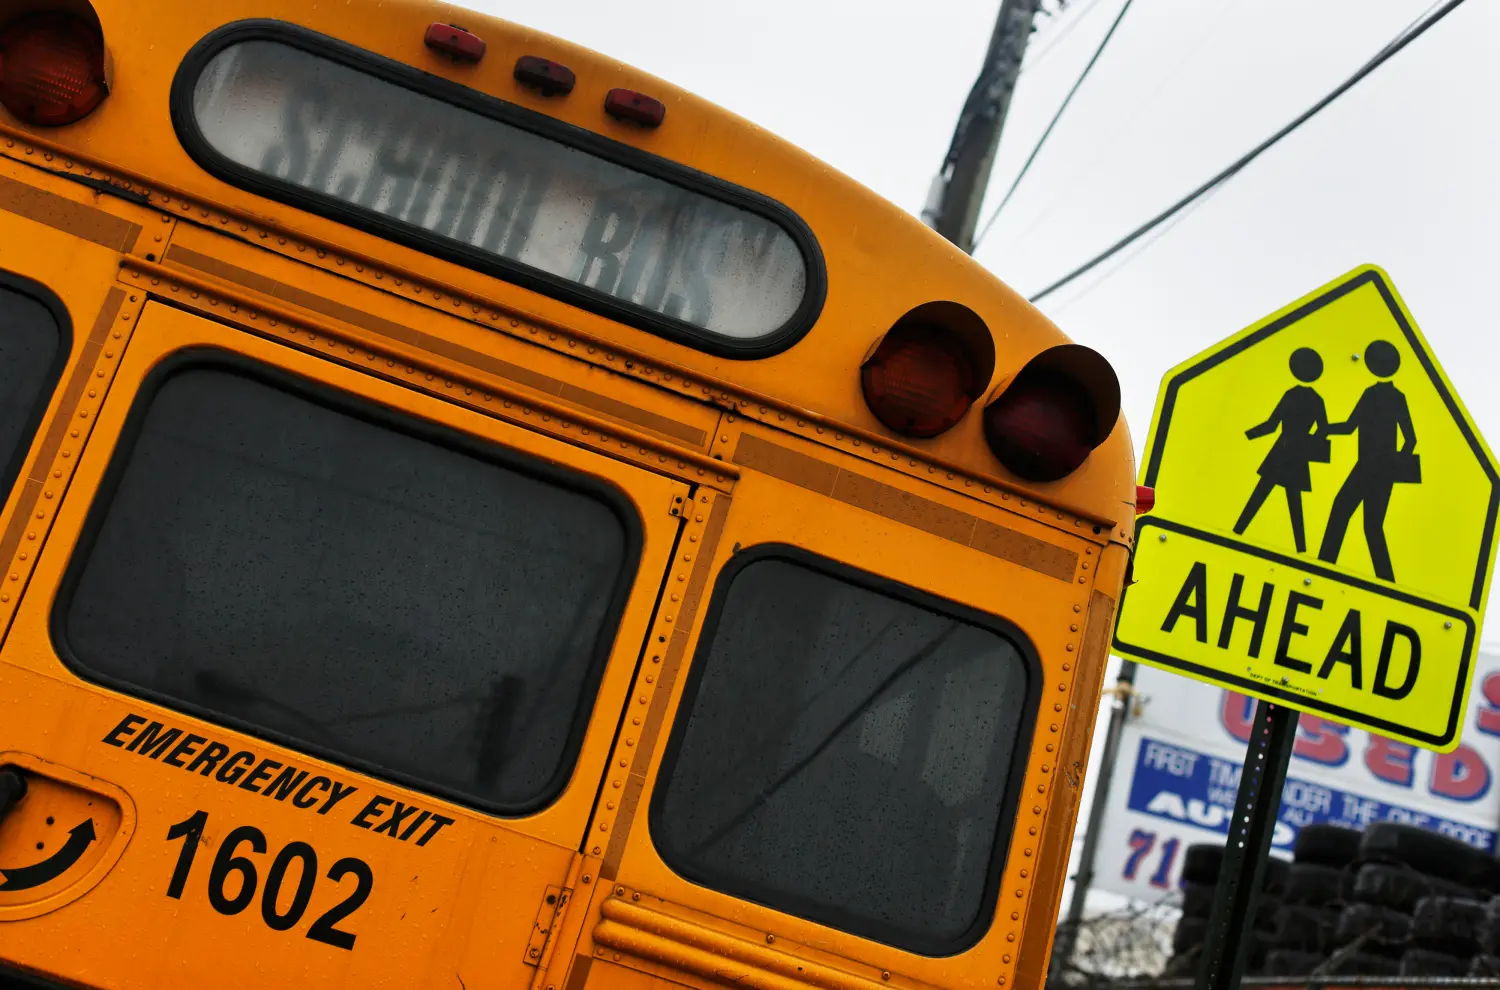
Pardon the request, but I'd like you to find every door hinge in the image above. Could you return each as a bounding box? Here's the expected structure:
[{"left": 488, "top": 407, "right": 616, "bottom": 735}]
[
  {"left": 523, "top": 884, "right": 571, "bottom": 968},
  {"left": 667, "top": 482, "right": 693, "bottom": 518}
]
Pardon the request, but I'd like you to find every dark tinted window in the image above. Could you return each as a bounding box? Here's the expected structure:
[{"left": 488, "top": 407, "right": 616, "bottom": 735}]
[
  {"left": 0, "top": 283, "right": 64, "bottom": 498},
  {"left": 63, "top": 364, "right": 637, "bottom": 814},
  {"left": 653, "top": 552, "right": 1034, "bottom": 953}
]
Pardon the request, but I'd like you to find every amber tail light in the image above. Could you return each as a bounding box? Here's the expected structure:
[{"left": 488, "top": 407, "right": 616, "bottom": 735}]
[
  {"left": 0, "top": 10, "right": 107, "bottom": 127},
  {"left": 983, "top": 344, "right": 1120, "bottom": 482}
]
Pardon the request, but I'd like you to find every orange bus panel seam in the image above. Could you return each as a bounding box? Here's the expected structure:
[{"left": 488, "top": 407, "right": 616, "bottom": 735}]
[
  {"left": 594, "top": 897, "right": 898, "bottom": 990},
  {"left": 601, "top": 494, "right": 732, "bottom": 880},
  {"left": 734, "top": 434, "right": 1079, "bottom": 582},
  {"left": 162, "top": 244, "right": 708, "bottom": 447},
  {"left": 0, "top": 173, "right": 139, "bottom": 251},
  {"left": 0, "top": 288, "right": 128, "bottom": 641}
]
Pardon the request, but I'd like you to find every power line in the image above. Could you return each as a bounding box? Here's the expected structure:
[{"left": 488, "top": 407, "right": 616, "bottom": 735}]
[
  {"left": 1023, "top": 0, "right": 1110, "bottom": 72},
  {"left": 972, "top": 0, "right": 1135, "bottom": 249},
  {"left": 1048, "top": 185, "right": 1226, "bottom": 316},
  {"left": 983, "top": 0, "right": 1246, "bottom": 255},
  {"left": 1027, "top": 0, "right": 1472, "bottom": 304}
]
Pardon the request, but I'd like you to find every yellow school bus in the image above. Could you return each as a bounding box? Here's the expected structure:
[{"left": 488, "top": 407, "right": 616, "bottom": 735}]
[{"left": 0, "top": 1, "right": 1137, "bottom": 987}]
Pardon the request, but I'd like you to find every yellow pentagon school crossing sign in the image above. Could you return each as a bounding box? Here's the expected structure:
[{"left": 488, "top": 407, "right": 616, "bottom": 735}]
[{"left": 1114, "top": 266, "right": 1499, "bottom": 751}]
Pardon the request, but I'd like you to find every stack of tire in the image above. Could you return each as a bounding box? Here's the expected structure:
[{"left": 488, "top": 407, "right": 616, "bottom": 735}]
[
  {"left": 1159, "top": 843, "right": 1287, "bottom": 979},
  {"left": 1265, "top": 822, "right": 1500, "bottom": 979},
  {"left": 1263, "top": 824, "right": 1362, "bottom": 978}
]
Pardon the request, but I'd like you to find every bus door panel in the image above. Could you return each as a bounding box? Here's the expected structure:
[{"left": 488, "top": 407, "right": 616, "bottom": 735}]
[
  {"left": 566, "top": 425, "right": 1097, "bottom": 990},
  {"left": 0, "top": 302, "right": 689, "bottom": 990},
  {"left": 0, "top": 156, "right": 161, "bottom": 648}
]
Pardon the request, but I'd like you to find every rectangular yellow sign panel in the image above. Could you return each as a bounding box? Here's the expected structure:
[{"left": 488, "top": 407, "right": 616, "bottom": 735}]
[
  {"left": 1117, "top": 518, "right": 1475, "bottom": 748},
  {"left": 1114, "top": 266, "right": 1499, "bottom": 751}
]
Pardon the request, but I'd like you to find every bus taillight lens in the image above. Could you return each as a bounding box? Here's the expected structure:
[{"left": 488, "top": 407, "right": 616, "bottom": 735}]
[
  {"left": 0, "top": 12, "right": 107, "bottom": 127},
  {"left": 861, "top": 324, "right": 979, "bottom": 438},
  {"left": 983, "top": 344, "right": 1120, "bottom": 482}
]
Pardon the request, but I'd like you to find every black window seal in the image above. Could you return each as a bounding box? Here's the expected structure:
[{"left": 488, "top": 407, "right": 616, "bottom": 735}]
[
  {"left": 647, "top": 543, "right": 1040, "bottom": 956},
  {"left": 49, "top": 346, "right": 647, "bottom": 818},
  {"left": 0, "top": 271, "right": 71, "bottom": 516},
  {"left": 169, "top": 20, "right": 828, "bottom": 360}
]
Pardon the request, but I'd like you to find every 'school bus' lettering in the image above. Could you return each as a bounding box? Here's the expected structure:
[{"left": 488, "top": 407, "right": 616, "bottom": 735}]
[
  {"left": 186, "top": 35, "right": 813, "bottom": 345},
  {"left": 0, "top": 2, "right": 1133, "bottom": 989}
]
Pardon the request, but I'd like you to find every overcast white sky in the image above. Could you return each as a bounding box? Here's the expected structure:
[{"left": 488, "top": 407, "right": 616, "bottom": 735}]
[
  {"left": 467, "top": 0, "right": 1497, "bottom": 914},
  {"left": 472, "top": 0, "right": 1500, "bottom": 637}
]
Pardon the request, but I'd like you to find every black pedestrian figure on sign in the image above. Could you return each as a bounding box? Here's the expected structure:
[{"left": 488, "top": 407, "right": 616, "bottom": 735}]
[
  {"left": 1317, "top": 339, "right": 1418, "bottom": 582},
  {"left": 1234, "top": 347, "right": 1329, "bottom": 553}
]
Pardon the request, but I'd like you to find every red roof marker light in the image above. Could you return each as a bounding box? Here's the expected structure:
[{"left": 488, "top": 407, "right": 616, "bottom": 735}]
[
  {"left": 514, "top": 56, "right": 575, "bottom": 97},
  {"left": 425, "top": 23, "right": 485, "bottom": 64},
  {"left": 605, "top": 88, "right": 665, "bottom": 128}
]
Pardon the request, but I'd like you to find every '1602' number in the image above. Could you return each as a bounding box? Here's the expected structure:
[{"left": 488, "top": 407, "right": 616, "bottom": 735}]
[{"left": 165, "top": 810, "right": 373, "bottom": 950}]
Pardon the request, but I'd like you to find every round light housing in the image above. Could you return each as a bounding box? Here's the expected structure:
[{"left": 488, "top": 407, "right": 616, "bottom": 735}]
[
  {"left": 983, "top": 344, "right": 1120, "bottom": 482},
  {"left": 861, "top": 323, "right": 980, "bottom": 438},
  {"left": 0, "top": 11, "right": 107, "bottom": 127}
]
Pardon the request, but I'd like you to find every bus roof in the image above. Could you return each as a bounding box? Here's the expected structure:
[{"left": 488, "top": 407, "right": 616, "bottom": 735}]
[{"left": 68, "top": 0, "right": 1137, "bottom": 532}]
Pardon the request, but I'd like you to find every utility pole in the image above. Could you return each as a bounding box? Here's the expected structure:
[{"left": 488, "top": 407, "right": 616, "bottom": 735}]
[{"left": 923, "top": 0, "right": 1041, "bottom": 253}]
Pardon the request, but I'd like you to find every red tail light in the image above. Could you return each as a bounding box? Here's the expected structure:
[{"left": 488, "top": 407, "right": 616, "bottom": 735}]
[
  {"left": 1136, "top": 485, "right": 1155, "bottom": 514},
  {"left": 861, "top": 324, "right": 980, "bottom": 438},
  {"left": 0, "top": 12, "right": 107, "bottom": 127},
  {"left": 983, "top": 344, "right": 1120, "bottom": 482}
]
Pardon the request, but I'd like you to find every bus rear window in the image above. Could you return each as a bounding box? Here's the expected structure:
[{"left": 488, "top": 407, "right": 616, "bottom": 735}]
[
  {"left": 174, "top": 25, "right": 821, "bottom": 355},
  {"left": 59, "top": 361, "right": 637, "bottom": 815},
  {"left": 0, "top": 281, "right": 64, "bottom": 500},
  {"left": 652, "top": 550, "right": 1035, "bottom": 954}
]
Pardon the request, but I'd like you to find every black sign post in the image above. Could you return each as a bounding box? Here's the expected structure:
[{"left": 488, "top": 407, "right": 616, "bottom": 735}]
[{"left": 1194, "top": 698, "right": 1298, "bottom": 990}]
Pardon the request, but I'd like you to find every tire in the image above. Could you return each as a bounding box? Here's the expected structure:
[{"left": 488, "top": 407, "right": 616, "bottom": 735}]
[
  {"left": 1411, "top": 895, "right": 1485, "bottom": 954},
  {"left": 1471, "top": 953, "right": 1500, "bottom": 977},
  {"left": 1360, "top": 822, "right": 1500, "bottom": 891},
  {"left": 1271, "top": 905, "right": 1339, "bottom": 953},
  {"left": 1181, "top": 844, "right": 1223, "bottom": 885},
  {"left": 1483, "top": 897, "right": 1500, "bottom": 954},
  {"left": 1159, "top": 953, "right": 1198, "bottom": 979},
  {"left": 1180, "top": 882, "right": 1211, "bottom": 918},
  {"left": 1180, "top": 883, "right": 1277, "bottom": 929},
  {"left": 1283, "top": 863, "right": 1346, "bottom": 906},
  {"left": 1400, "top": 947, "right": 1469, "bottom": 977},
  {"left": 1333, "top": 903, "right": 1411, "bottom": 958},
  {"left": 1173, "top": 918, "right": 1266, "bottom": 959},
  {"left": 1173, "top": 916, "right": 1208, "bottom": 955},
  {"left": 1295, "top": 824, "right": 1362, "bottom": 867},
  {"left": 1351, "top": 861, "right": 1475, "bottom": 911},
  {"left": 1261, "top": 856, "right": 1290, "bottom": 895},
  {"left": 1179, "top": 844, "right": 1287, "bottom": 892},
  {"left": 1262, "top": 949, "right": 1322, "bottom": 978},
  {"left": 1322, "top": 951, "right": 1400, "bottom": 977}
]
